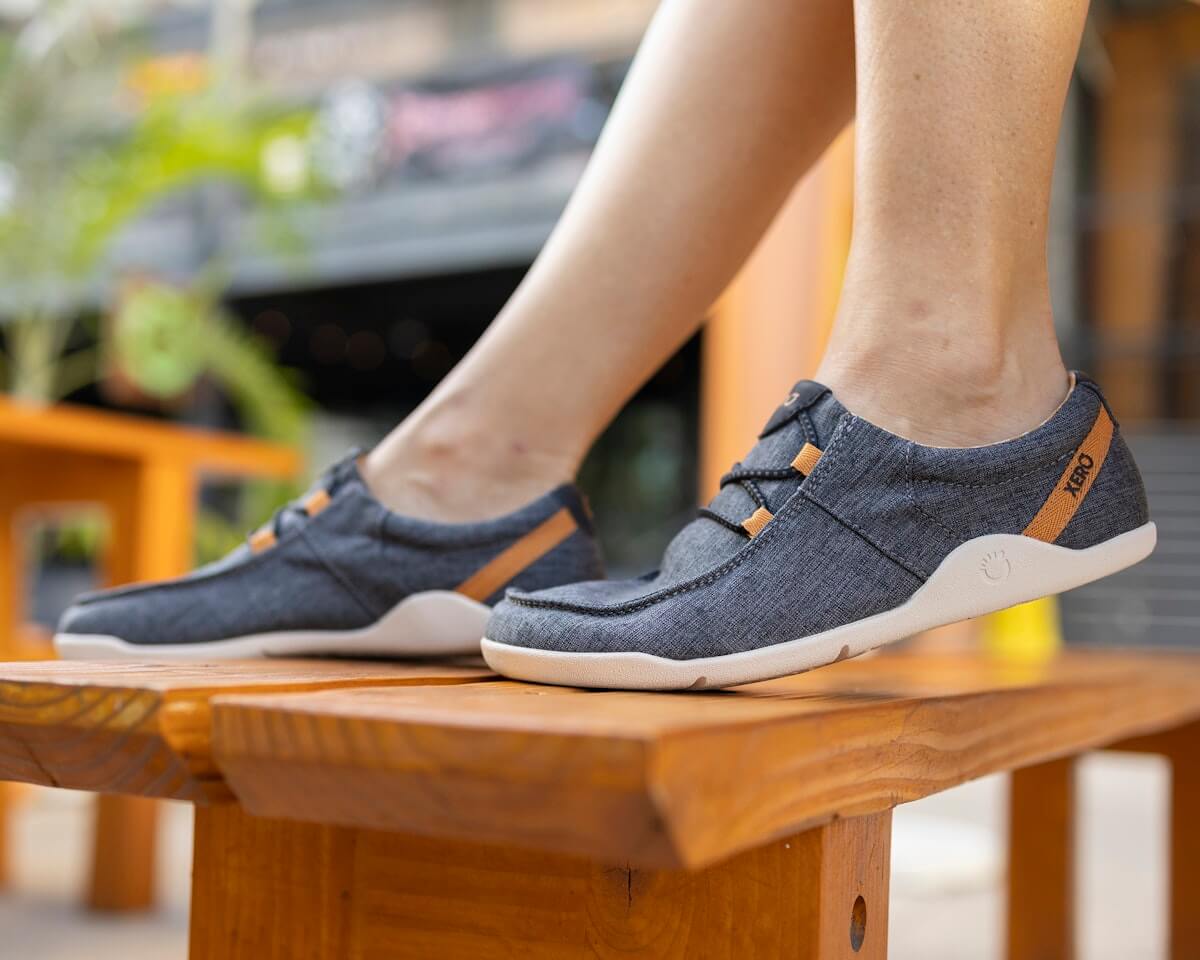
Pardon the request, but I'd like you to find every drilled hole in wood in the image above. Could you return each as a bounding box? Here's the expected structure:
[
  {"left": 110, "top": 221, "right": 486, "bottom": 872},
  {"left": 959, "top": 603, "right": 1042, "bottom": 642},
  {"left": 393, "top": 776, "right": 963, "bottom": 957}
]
[{"left": 850, "top": 895, "right": 867, "bottom": 952}]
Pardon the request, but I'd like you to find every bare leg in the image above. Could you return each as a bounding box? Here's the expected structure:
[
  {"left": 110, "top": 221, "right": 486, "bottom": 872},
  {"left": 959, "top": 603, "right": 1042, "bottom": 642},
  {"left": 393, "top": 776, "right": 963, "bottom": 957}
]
[
  {"left": 366, "top": 0, "right": 855, "bottom": 521},
  {"left": 816, "top": 0, "right": 1087, "bottom": 446}
]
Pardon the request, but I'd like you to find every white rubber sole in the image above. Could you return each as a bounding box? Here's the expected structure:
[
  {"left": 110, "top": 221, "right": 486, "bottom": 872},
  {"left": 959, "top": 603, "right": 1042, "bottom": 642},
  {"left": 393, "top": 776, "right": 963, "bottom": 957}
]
[
  {"left": 54, "top": 590, "right": 491, "bottom": 661},
  {"left": 481, "top": 522, "right": 1158, "bottom": 691}
]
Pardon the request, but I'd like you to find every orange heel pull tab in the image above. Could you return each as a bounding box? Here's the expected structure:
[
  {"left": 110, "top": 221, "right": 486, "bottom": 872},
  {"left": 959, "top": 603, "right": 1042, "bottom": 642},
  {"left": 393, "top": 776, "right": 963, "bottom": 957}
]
[{"left": 1023, "top": 405, "right": 1114, "bottom": 543}]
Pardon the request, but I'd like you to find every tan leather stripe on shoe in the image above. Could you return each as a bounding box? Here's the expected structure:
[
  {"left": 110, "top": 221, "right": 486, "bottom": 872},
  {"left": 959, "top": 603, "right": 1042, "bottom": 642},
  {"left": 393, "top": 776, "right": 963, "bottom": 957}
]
[
  {"left": 791, "top": 442, "right": 823, "bottom": 476},
  {"left": 455, "top": 507, "right": 578, "bottom": 602},
  {"left": 249, "top": 527, "right": 277, "bottom": 553},
  {"left": 742, "top": 506, "right": 773, "bottom": 538},
  {"left": 1022, "top": 405, "right": 1115, "bottom": 544},
  {"left": 303, "top": 488, "right": 332, "bottom": 517}
]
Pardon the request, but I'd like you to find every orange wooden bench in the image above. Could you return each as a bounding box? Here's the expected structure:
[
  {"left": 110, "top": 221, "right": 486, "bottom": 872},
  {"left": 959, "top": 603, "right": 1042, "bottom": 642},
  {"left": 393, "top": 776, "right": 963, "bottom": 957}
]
[
  {"left": 0, "top": 396, "right": 301, "bottom": 908},
  {"left": 0, "top": 650, "right": 1196, "bottom": 959}
]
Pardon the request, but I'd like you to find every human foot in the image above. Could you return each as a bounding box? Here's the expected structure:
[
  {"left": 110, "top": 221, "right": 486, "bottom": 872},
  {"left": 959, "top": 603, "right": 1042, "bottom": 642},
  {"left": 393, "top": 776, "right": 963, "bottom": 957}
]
[
  {"left": 361, "top": 414, "right": 578, "bottom": 524},
  {"left": 482, "top": 374, "right": 1155, "bottom": 690},
  {"left": 55, "top": 452, "right": 602, "bottom": 660}
]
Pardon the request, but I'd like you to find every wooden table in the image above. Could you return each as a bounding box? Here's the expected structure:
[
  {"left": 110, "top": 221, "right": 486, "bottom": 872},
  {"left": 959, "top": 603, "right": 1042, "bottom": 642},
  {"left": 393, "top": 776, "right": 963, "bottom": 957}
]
[
  {"left": 0, "top": 396, "right": 301, "bottom": 909},
  {"left": 0, "top": 650, "right": 1196, "bottom": 958}
]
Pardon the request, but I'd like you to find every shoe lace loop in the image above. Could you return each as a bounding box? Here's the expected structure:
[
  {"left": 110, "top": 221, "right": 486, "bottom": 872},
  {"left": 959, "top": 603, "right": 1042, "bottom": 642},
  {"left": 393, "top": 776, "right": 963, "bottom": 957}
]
[
  {"left": 698, "top": 443, "right": 823, "bottom": 539},
  {"left": 247, "top": 449, "right": 364, "bottom": 551}
]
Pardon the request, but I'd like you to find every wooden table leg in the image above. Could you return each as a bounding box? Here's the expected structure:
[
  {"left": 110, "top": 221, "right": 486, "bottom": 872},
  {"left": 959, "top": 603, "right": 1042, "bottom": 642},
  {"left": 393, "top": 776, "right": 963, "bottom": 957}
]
[
  {"left": 1109, "top": 721, "right": 1200, "bottom": 960},
  {"left": 89, "top": 795, "right": 161, "bottom": 912},
  {"left": 1008, "top": 757, "right": 1076, "bottom": 960},
  {"left": 102, "top": 457, "right": 197, "bottom": 584},
  {"left": 191, "top": 805, "right": 892, "bottom": 960},
  {"left": 0, "top": 781, "right": 8, "bottom": 891},
  {"left": 1166, "top": 725, "right": 1200, "bottom": 960},
  {"left": 0, "top": 475, "right": 22, "bottom": 889},
  {"left": 87, "top": 457, "right": 196, "bottom": 912}
]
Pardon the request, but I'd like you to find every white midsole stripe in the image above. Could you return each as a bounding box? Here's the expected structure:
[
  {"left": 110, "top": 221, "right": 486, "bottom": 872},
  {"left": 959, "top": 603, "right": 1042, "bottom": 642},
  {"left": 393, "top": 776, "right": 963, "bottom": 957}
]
[
  {"left": 481, "top": 523, "right": 1159, "bottom": 691},
  {"left": 54, "top": 590, "right": 491, "bottom": 661}
]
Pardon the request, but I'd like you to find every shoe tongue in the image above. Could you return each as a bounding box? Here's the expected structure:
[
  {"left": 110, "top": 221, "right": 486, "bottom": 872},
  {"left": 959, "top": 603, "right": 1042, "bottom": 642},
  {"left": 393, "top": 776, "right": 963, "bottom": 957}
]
[
  {"left": 326, "top": 448, "right": 368, "bottom": 494},
  {"left": 757, "top": 380, "right": 832, "bottom": 438},
  {"left": 737, "top": 380, "right": 843, "bottom": 470},
  {"left": 659, "top": 382, "right": 846, "bottom": 580}
]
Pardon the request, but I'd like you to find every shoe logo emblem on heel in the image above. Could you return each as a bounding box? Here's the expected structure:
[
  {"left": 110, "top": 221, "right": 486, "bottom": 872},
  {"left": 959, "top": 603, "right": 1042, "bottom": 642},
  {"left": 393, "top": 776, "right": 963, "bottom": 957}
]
[
  {"left": 981, "top": 550, "right": 1011, "bottom": 583},
  {"left": 1063, "top": 452, "right": 1095, "bottom": 498}
]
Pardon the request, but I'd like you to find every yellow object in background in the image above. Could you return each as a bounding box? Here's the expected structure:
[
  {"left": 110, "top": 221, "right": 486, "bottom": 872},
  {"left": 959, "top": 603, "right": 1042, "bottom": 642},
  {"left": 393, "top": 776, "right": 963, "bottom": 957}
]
[
  {"left": 126, "top": 54, "right": 211, "bottom": 100},
  {"left": 982, "top": 596, "right": 1063, "bottom": 664}
]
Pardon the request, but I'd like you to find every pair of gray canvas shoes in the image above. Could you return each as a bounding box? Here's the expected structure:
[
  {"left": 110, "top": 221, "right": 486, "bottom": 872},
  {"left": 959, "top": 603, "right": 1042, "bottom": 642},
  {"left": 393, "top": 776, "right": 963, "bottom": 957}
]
[{"left": 56, "top": 373, "right": 1155, "bottom": 689}]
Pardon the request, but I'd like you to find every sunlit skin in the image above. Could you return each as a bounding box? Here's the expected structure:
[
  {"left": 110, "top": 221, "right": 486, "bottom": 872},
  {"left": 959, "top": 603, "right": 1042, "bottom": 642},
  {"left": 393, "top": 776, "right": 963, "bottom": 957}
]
[
  {"left": 365, "top": 0, "right": 1088, "bottom": 522},
  {"left": 817, "top": 0, "right": 1085, "bottom": 447}
]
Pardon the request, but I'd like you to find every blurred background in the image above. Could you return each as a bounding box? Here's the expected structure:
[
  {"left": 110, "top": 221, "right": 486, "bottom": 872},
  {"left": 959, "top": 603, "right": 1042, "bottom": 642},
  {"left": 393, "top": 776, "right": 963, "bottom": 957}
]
[{"left": 0, "top": 0, "right": 1196, "bottom": 957}]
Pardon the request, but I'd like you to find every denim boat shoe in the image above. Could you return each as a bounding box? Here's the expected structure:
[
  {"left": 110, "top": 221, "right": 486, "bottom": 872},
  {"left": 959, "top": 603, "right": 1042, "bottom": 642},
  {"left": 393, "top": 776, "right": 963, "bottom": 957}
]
[
  {"left": 55, "top": 452, "right": 603, "bottom": 660},
  {"left": 482, "top": 374, "right": 1156, "bottom": 690}
]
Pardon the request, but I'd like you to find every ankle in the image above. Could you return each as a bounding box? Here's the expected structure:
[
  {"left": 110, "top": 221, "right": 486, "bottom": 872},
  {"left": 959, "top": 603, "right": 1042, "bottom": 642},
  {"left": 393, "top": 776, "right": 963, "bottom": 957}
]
[
  {"left": 816, "top": 335, "right": 1070, "bottom": 448},
  {"left": 362, "top": 406, "right": 579, "bottom": 523}
]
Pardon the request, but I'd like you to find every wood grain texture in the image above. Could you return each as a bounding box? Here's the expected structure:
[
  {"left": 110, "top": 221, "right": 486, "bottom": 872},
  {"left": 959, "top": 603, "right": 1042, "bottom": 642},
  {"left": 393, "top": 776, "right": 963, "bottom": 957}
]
[
  {"left": 191, "top": 805, "right": 357, "bottom": 960},
  {"left": 191, "top": 803, "right": 890, "bottom": 960},
  {"left": 211, "top": 651, "right": 1200, "bottom": 870},
  {"left": 0, "top": 660, "right": 492, "bottom": 803},
  {"left": 1007, "top": 758, "right": 1076, "bottom": 960}
]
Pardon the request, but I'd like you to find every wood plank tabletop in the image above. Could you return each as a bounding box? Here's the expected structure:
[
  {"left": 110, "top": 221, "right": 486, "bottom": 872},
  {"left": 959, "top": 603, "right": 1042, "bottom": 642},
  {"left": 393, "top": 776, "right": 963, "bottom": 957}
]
[
  {"left": 0, "top": 396, "right": 301, "bottom": 477},
  {"left": 0, "top": 659, "right": 493, "bottom": 803},
  {"left": 210, "top": 651, "right": 1200, "bottom": 869}
]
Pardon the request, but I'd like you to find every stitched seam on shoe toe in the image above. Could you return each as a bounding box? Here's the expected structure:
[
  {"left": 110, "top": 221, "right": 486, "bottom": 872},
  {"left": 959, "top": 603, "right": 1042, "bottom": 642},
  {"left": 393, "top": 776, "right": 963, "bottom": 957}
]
[
  {"left": 802, "top": 489, "right": 928, "bottom": 581},
  {"left": 800, "top": 415, "right": 855, "bottom": 500},
  {"left": 906, "top": 443, "right": 963, "bottom": 549},
  {"left": 509, "top": 420, "right": 861, "bottom": 616},
  {"left": 799, "top": 410, "right": 817, "bottom": 445},
  {"left": 508, "top": 416, "right": 893, "bottom": 617},
  {"left": 507, "top": 510, "right": 789, "bottom": 615}
]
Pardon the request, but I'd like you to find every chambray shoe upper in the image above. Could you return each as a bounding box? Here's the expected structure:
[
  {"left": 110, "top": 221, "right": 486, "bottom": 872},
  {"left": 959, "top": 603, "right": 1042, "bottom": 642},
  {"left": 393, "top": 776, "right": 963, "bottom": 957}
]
[
  {"left": 58, "top": 452, "right": 604, "bottom": 647},
  {"left": 486, "top": 374, "right": 1150, "bottom": 661}
]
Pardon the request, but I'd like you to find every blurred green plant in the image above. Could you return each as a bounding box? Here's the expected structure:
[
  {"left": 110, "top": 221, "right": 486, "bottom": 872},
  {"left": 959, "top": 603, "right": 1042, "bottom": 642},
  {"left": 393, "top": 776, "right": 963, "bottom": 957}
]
[
  {"left": 111, "top": 274, "right": 311, "bottom": 560},
  {"left": 0, "top": 1, "right": 326, "bottom": 566},
  {"left": 0, "top": 1, "right": 319, "bottom": 404},
  {"left": 45, "top": 273, "right": 313, "bottom": 566}
]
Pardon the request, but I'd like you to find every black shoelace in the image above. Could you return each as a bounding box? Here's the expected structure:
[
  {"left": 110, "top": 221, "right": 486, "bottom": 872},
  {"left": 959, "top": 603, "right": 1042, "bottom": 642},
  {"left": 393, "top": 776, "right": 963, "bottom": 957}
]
[
  {"left": 697, "top": 462, "right": 803, "bottom": 538},
  {"left": 253, "top": 448, "right": 364, "bottom": 543}
]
